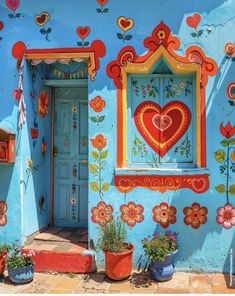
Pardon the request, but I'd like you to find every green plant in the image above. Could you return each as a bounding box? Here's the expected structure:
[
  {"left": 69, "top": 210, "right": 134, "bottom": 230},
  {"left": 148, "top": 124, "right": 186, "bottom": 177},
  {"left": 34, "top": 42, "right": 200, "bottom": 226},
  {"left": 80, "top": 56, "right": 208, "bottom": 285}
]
[
  {"left": 6, "top": 245, "right": 34, "bottom": 270},
  {"left": 96, "top": 219, "right": 128, "bottom": 253},
  {"left": 142, "top": 231, "right": 178, "bottom": 261},
  {"left": 0, "top": 244, "right": 11, "bottom": 256}
]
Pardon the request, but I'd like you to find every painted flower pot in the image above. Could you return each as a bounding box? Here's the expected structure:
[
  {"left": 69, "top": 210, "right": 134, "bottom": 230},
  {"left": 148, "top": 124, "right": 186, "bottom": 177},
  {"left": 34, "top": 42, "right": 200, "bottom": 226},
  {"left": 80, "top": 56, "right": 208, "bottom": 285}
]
[
  {"left": 149, "top": 250, "right": 178, "bottom": 282},
  {"left": 8, "top": 264, "right": 34, "bottom": 284},
  {"left": 104, "top": 243, "right": 134, "bottom": 281},
  {"left": 0, "top": 254, "right": 6, "bottom": 277}
]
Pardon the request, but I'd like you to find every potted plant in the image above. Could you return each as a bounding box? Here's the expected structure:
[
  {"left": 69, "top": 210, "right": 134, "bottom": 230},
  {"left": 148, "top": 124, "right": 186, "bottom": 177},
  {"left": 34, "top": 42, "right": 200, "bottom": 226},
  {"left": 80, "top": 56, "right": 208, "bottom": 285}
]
[
  {"left": 0, "top": 244, "right": 11, "bottom": 277},
  {"left": 96, "top": 219, "right": 134, "bottom": 281},
  {"left": 6, "top": 245, "right": 35, "bottom": 284},
  {"left": 142, "top": 231, "right": 178, "bottom": 282}
]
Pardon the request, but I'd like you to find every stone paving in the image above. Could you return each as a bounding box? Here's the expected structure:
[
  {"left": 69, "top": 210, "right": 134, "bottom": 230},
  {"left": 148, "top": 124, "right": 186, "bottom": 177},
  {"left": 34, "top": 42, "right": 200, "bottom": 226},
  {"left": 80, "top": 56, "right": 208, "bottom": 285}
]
[{"left": 0, "top": 271, "right": 234, "bottom": 294}]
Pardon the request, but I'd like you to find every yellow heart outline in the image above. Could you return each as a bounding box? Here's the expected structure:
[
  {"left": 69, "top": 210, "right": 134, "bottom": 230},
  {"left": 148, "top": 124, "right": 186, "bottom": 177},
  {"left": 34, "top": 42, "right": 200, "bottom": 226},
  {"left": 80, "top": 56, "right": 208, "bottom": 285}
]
[
  {"left": 35, "top": 12, "right": 50, "bottom": 27},
  {"left": 117, "top": 16, "right": 134, "bottom": 32}
]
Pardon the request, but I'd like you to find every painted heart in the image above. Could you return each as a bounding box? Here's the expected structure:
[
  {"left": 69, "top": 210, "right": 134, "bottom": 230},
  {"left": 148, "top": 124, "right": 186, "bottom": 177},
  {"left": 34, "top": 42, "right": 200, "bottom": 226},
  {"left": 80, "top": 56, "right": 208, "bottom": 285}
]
[
  {"left": 152, "top": 114, "right": 172, "bottom": 131},
  {"left": 134, "top": 101, "right": 192, "bottom": 158},
  {"left": 97, "top": 0, "right": 109, "bottom": 6},
  {"left": 0, "top": 21, "right": 4, "bottom": 31},
  {"left": 117, "top": 16, "right": 134, "bottom": 32},
  {"left": 6, "top": 0, "right": 20, "bottom": 12},
  {"left": 35, "top": 12, "right": 50, "bottom": 26},
  {"left": 186, "top": 13, "right": 201, "bottom": 30},
  {"left": 76, "top": 26, "right": 90, "bottom": 40}
]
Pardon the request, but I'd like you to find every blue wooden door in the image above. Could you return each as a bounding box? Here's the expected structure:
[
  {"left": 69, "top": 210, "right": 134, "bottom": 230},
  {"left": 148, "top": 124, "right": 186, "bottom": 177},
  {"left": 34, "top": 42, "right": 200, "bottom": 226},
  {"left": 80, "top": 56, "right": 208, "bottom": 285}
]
[{"left": 53, "top": 87, "right": 88, "bottom": 228}]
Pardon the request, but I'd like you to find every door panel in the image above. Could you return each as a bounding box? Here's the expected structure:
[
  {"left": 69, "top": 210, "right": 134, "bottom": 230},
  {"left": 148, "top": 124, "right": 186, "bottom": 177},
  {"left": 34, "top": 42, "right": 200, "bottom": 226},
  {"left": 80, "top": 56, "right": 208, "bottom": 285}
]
[{"left": 53, "top": 87, "right": 88, "bottom": 228}]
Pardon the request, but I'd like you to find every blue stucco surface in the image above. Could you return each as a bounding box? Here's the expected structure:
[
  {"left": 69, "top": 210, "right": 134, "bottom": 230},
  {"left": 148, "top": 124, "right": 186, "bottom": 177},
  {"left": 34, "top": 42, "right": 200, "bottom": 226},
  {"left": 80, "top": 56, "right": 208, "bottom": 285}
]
[{"left": 0, "top": 0, "right": 234, "bottom": 272}]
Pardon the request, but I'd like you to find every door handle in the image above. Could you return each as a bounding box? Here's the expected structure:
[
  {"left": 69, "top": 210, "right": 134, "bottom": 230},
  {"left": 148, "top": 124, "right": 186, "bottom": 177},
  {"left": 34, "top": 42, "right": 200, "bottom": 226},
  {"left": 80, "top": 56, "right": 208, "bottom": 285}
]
[{"left": 53, "top": 146, "right": 58, "bottom": 157}]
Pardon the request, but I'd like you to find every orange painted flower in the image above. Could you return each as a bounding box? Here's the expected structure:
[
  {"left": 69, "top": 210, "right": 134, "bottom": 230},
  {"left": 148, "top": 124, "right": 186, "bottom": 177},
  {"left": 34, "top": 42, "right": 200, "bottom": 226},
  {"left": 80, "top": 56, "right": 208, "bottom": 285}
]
[
  {"left": 91, "top": 201, "right": 114, "bottom": 227},
  {"left": 157, "top": 30, "right": 166, "bottom": 39},
  {"left": 0, "top": 201, "right": 8, "bottom": 226},
  {"left": 120, "top": 202, "right": 144, "bottom": 227},
  {"left": 220, "top": 121, "right": 235, "bottom": 139},
  {"left": 38, "top": 91, "right": 49, "bottom": 118},
  {"left": 90, "top": 96, "right": 106, "bottom": 113},
  {"left": 183, "top": 203, "right": 208, "bottom": 229},
  {"left": 217, "top": 203, "right": 235, "bottom": 229},
  {"left": 152, "top": 202, "right": 177, "bottom": 228},
  {"left": 90, "top": 134, "right": 107, "bottom": 149}
]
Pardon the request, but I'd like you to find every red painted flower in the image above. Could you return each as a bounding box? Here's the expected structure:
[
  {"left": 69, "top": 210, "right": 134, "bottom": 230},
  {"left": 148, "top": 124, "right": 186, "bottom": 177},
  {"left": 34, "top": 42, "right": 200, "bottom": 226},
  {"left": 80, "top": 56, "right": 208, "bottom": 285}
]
[
  {"left": 90, "top": 96, "right": 106, "bottom": 113},
  {"left": 217, "top": 204, "right": 235, "bottom": 229},
  {"left": 38, "top": 91, "right": 49, "bottom": 118},
  {"left": 41, "top": 138, "right": 46, "bottom": 154},
  {"left": 120, "top": 202, "right": 144, "bottom": 227},
  {"left": 220, "top": 122, "right": 235, "bottom": 139},
  {"left": 31, "top": 128, "right": 38, "bottom": 139},
  {"left": 0, "top": 201, "right": 8, "bottom": 226},
  {"left": 152, "top": 202, "right": 177, "bottom": 228},
  {"left": 183, "top": 203, "right": 208, "bottom": 229},
  {"left": 91, "top": 201, "right": 113, "bottom": 227},
  {"left": 13, "top": 88, "right": 22, "bottom": 100},
  {"left": 90, "top": 134, "right": 107, "bottom": 149}
]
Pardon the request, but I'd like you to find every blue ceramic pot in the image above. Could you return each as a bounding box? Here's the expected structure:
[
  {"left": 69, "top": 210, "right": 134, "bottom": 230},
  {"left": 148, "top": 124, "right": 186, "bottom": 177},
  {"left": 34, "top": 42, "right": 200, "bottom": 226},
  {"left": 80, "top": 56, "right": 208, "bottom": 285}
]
[
  {"left": 8, "top": 264, "right": 34, "bottom": 284},
  {"left": 149, "top": 250, "right": 177, "bottom": 282}
]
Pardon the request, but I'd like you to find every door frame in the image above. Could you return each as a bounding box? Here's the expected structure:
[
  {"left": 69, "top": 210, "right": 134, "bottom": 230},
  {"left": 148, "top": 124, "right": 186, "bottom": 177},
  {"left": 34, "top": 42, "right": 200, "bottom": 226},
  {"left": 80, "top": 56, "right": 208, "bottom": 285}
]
[{"left": 43, "top": 79, "right": 88, "bottom": 227}]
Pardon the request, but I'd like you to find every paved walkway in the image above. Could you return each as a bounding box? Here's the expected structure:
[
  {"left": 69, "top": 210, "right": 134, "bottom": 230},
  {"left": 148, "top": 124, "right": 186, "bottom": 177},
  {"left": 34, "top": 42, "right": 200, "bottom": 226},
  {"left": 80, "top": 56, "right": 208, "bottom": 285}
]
[{"left": 0, "top": 271, "right": 234, "bottom": 294}]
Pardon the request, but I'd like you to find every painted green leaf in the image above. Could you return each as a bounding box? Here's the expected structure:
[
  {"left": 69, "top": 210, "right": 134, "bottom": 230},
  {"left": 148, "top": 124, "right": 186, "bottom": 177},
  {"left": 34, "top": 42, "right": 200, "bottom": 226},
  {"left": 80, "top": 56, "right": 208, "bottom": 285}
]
[
  {"left": 229, "top": 100, "right": 235, "bottom": 106},
  {"left": 90, "top": 182, "right": 100, "bottom": 192},
  {"left": 16, "top": 13, "right": 21, "bottom": 17},
  {"left": 230, "top": 138, "right": 235, "bottom": 145},
  {"left": 92, "top": 151, "right": 99, "bottom": 159},
  {"left": 215, "top": 184, "right": 225, "bottom": 193},
  {"left": 96, "top": 8, "right": 102, "bottom": 12},
  {"left": 198, "top": 30, "right": 203, "bottom": 36},
  {"left": 101, "top": 150, "right": 108, "bottom": 159},
  {"left": 77, "top": 41, "right": 83, "bottom": 46},
  {"left": 102, "top": 183, "right": 110, "bottom": 192},
  {"left": 221, "top": 139, "right": 229, "bottom": 147},
  {"left": 229, "top": 185, "right": 235, "bottom": 194},
  {"left": 124, "top": 35, "right": 132, "bottom": 40},
  {"left": 84, "top": 42, "right": 89, "bottom": 46},
  {"left": 89, "top": 164, "right": 99, "bottom": 174},
  {"left": 117, "top": 33, "right": 123, "bottom": 39},
  {"left": 47, "top": 28, "right": 52, "bottom": 33},
  {"left": 191, "top": 32, "right": 197, "bottom": 37},
  {"left": 98, "top": 115, "right": 105, "bottom": 122},
  {"left": 103, "top": 8, "right": 109, "bottom": 13},
  {"left": 90, "top": 116, "right": 98, "bottom": 122},
  {"left": 8, "top": 14, "right": 14, "bottom": 18},
  {"left": 214, "top": 150, "right": 226, "bottom": 163}
]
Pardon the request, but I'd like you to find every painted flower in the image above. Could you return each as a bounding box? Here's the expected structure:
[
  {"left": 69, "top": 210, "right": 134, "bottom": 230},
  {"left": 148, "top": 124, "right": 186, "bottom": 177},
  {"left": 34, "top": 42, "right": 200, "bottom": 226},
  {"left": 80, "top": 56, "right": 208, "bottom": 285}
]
[
  {"left": 177, "top": 90, "right": 181, "bottom": 95},
  {"left": 31, "top": 128, "right": 38, "bottom": 139},
  {"left": 217, "top": 204, "right": 235, "bottom": 229},
  {"left": 180, "top": 83, "right": 185, "bottom": 88},
  {"left": 13, "top": 88, "right": 22, "bottom": 100},
  {"left": 0, "top": 201, "right": 8, "bottom": 226},
  {"left": 71, "top": 197, "right": 77, "bottom": 205},
  {"left": 72, "top": 106, "right": 78, "bottom": 113},
  {"left": 91, "top": 201, "right": 113, "bottom": 227},
  {"left": 120, "top": 202, "right": 144, "bottom": 227},
  {"left": 90, "top": 96, "right": 106, "bottom": 113},
  {"left": 41, "top": 138, "right": 46, "bottom": 154},
  {"left": 90, "top": 134, "right": 107, "bottom": 149},
  {"left": 27, "top": 159, "right": 33, "bottom": 168},
  {"left": 183, "top": 203, "right": 208, "bottom": 229},
  {"left": 157, "top": 30, "right": 166, "bottom": 39},
  {"left": 173, "top": 84, "right": 177, "bottom": 90},
  {"left": 38, "top": 91, "right": 49, "bottom": 118},
  {"left": 152, "top": 202, "right": 177, "bottom": 228},
  {"left": 220, "top": 122, "right": 235, "bottom": 139}
]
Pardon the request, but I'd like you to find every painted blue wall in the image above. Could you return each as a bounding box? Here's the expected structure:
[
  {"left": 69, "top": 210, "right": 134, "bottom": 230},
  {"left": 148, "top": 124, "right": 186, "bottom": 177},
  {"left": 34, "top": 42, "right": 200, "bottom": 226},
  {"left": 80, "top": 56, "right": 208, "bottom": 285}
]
[{"left": 0, "top": 0, "right": 234, "bottom": 272}]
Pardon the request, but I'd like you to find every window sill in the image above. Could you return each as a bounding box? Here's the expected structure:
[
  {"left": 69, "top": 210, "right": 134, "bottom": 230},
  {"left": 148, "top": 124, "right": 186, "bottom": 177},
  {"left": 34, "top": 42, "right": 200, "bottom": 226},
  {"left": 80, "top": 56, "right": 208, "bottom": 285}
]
[{"left": 114, "top": 167, "right": 210, "bottom": 194}]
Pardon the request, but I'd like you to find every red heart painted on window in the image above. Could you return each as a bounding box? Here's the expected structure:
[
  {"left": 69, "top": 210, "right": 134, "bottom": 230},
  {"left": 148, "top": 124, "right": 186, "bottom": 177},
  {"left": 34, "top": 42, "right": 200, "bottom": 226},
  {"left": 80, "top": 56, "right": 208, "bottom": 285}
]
[
  {"left": 134, "top": 101, "right": 192, "bottom": 158},
  {"left": 76, "top": 26, "right": 91, "bottom": 40},
  {"left": 6, "top": 0, "right": 20, "bottom": 12},
  {"left": 186, "top": 13, "right": 201, "bottom": 30},
  {"left": 97, "top": 0, "right": 109, "bottom": 6}
]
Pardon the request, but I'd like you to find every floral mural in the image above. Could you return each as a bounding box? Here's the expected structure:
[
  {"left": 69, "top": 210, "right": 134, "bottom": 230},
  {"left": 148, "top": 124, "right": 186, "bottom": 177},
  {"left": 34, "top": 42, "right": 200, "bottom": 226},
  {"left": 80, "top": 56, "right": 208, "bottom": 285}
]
[
  {"left": 117, "top": 16, "right": 134, "bottom": 41},
  {"left": 96, "top": 0, "right": 109, "bottom": 13},
  {"left": 0, "top": 201, "right": 8, "bottom": 226},
  {"left": 120, "top": 202, "right": 144, "bottom": 227},
  {"left": 90, "top": 96, "right": 106, "bottom": 125},
  {"left": 91, "top": 201, "right": 113, "bottom": 227},
  {"left": 76, "top": 26, "right": 91, "bottom": 47},
  {"left": 35, "top": 12, "right": 51, "bottom": 41},
  {"left": 38, "top": 91, "right": 50, "bottom": 118},
  {"left": 183, "top": 203, "right": 208, "bottom": 229},
  {"left": 152, "top": 202, "right": 177, "bottom": 228},
  {"left": 6, "top": 0, "right": 21, "bottom": 18},
  {"left": 186, "top": 13, "right": 203, "bottom": 38}
]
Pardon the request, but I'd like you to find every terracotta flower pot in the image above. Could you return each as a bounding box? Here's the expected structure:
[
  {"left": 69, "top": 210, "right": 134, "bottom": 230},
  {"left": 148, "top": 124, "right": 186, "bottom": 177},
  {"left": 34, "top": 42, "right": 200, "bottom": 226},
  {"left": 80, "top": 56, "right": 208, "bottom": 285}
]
[
  {"left": 104, "top": 243, "right": 134, "bottom": 281},
  {"left": 0, "top": 254, "right": 6, "bottom": 276}
]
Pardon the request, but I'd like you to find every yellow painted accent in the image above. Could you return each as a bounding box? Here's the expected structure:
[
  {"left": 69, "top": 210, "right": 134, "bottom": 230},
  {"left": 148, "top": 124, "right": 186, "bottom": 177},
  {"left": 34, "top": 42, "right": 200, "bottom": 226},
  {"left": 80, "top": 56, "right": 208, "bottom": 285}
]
[{"left": 120, "top": 45, "right": 202, "bottom": 167}]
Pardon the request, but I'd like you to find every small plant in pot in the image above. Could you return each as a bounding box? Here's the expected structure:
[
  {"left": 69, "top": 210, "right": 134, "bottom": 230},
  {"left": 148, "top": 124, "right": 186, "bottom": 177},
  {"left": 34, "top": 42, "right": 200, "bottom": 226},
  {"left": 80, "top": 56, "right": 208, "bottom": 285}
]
[
  {"left": 0, "top": 244, "right": 11, "bottom": 277},
  {"left": 6, "top": 244, "right": 35, "bottom": 284},
  {"left": 96, "top": 219, "right": 134, "bottom": 281},
  {"left": 142, "top": 231, "right": 178, "bottom": 282}
]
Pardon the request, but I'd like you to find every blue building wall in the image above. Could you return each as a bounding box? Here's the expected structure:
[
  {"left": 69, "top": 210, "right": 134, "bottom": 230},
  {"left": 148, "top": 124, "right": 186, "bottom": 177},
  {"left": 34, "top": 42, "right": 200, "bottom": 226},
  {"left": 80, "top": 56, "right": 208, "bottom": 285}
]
[{"left": 0, "top": 0, "right": 234, "bottom": 272}]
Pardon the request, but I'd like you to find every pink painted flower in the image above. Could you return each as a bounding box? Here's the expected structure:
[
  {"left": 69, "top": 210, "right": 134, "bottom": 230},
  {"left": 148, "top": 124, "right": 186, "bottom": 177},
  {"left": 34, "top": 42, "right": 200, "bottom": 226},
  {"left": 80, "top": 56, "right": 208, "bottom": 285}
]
[
  {"left": 120, "top": 202, "right": 144, "bottom": 227},
  {"left": 217, "top": 204, "right": 235, "bottom": 229}
]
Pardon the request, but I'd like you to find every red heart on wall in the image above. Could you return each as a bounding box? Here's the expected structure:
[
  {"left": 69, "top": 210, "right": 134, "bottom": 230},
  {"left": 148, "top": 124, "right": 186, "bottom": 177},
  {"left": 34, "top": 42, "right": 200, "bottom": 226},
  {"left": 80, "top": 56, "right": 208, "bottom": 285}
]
[
  {"left": 186, "top": 13, "right": 201, "bottom": 30},
  {"left": 134, "top": 101, "right": 192, "bottom": 158},
  {"left": 118, "top": 16, "right": 134, "bottom": 32},
  {"left": 76, "top": 26, "right": 90, "bottom": 40},
  {"left": 97, "top": 0, "right": 109, "bottom": 6},
  {"left": 6, "top": 0, "right": 20, "bottom": 12},
  {"left": 0, "top": 21, "right": 4, "bottom": 31}
]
